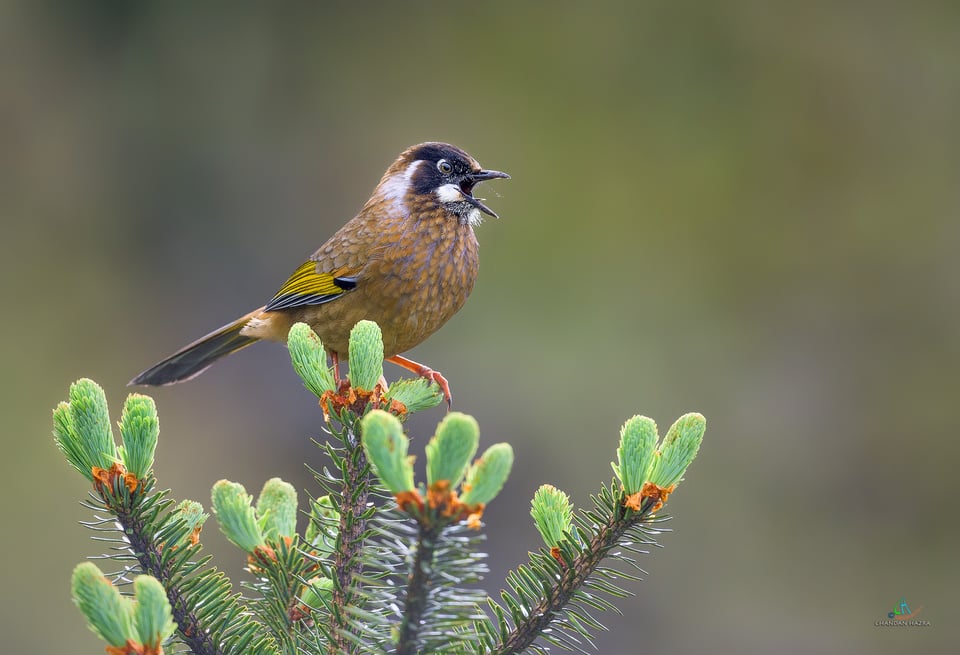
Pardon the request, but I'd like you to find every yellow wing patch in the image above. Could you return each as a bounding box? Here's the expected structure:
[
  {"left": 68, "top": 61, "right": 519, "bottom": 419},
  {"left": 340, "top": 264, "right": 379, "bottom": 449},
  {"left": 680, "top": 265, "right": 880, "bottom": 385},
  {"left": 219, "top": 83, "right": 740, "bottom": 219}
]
[{"left": 264, "top": 261, "right": 357, "bottom": 311}]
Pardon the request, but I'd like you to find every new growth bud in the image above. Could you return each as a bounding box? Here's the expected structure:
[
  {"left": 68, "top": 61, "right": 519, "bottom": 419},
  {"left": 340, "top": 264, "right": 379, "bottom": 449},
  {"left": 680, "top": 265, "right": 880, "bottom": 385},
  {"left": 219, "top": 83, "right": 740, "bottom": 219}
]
[
  {"left": 614, "top": 412, "right": 706, "bottom": 511},
  {"left": 71, "top": 562, "right": 135, "bottom": 648},
  {"left": 426, "top": 412, "right": 480, "bottom": 489},
  {"left": 648, "top": 413, "right": 706, "bottom": 489},
  {"left": 288, "top": 322, "right": 337, "bottom": 397},
  {"left": 132, "top": 575, "right": 176, "bottom": 650},
  {"left": 383, "top": 377, "right": 445, "bottom": 415},
  {"left": 361, "top": 410, "right": 415, "bottom": 494},
  {"left": 460, "top": 443, "right": 514, "bottom": 507},
  {"left": 71, "top": 563, "right": 174, "bottom": 652},
  {"left": 257, "top": 478, "right": 299, "bottom": 542},
  {"left": 166, "top": 499, "right": 208, "bottom": 548},
  {"left": 531, "top": 484, "right": 573, "bottom": 548},
  {"left": 613, "top": 416, "right": 659, "bottom": 496},
  {"left": 348, "top": 320, "right": 385, "bottom": 391},
  {"left": 211, "top": 480, "right": 266, "bottom": 553},
  {"left": 299, "top": 576, "right": 334, "bottom": 611},
  {"left": 54, "top": 379, "right": 117, "bottom": 481},
  {"left": 118, "top": 393, "right": 160, "bottom": 480}
]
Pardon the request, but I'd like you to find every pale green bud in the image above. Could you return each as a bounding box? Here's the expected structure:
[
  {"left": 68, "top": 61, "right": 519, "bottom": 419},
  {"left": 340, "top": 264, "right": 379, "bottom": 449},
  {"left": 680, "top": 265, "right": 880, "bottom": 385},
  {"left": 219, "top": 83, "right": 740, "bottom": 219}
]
[
  {"left": 426, "top": 412, "right": 479, "bottom": 489},
  {"left": 383, "top": 377, "right": 444, "bottom": 414},
  {"left": 649, "top": 413, "right": 706, "bottom": 489},
  {"left": 460, "top": 443, "right": 514, "bottom": 507},
  {"left": 55, "top": 379, "right": 116, "bottom": 479},
  {"left": 612, "top": 415, "right": 659, "bottom": 495},
  {"left": 71, "top": 562, "right": 135, "bottom": 648},
  {"left": 530, "top": 484, "right": 573, "bottom": 548},
  {"left": 361, "top": 410, "right": 414, "bottom": 494},
  {"left": 288, "top": 322, "right": 336, "bottom": 397},
  {"left": 132, "top": 575, "right": 175, "bottom": 649},
  {"left": 257, "top": 477, "right": 298, "bottom": 542},
  {"left": 299, "top": 576, "right": 334, "bottom": 611},
  {"left": 348, "top": 320, "right": 384, "bottom": 391},
  {"left": 211, "top": 480, "right": 265, "bottom": 553},
  {"left": 118, "top": 393, "right": 159, "bottom": 479}
]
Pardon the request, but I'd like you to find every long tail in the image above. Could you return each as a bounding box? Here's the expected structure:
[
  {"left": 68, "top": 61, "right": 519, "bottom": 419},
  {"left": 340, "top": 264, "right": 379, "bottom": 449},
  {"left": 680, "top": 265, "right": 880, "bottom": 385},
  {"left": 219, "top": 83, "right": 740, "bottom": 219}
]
[{"left": 129, "top": 309, "right": 263, "bottom": 386}]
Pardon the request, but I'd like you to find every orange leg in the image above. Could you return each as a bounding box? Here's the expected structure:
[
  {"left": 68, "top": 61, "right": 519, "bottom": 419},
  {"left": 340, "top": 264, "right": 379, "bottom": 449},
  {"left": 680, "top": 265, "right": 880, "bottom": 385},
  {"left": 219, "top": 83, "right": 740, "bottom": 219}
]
[
  {"left": 330, "top": 351, "right": 341, "bottom": 384},
  {"left": 386, "top": 355, "right": 453, "bottom": 407}
]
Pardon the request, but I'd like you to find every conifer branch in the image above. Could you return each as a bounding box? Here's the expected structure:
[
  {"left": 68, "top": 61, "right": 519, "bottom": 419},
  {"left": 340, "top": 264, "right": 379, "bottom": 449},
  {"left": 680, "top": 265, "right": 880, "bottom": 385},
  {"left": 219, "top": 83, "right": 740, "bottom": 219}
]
[
  {"left": 327, "top": 415, "right": 374, "bottom": 655},
  {"left": 492, "top": 498, "right": 657, "bottom": 655},
  {"left": 57, "top": 324, "right": 707, "bottom": 655},
  {"left": 56, "top": 379, "right": 273, "bottom": 655},
  {"left": 396, "top": 523, "right": 441, "bottom": 655},
  {"left": 109, "top": 484, "right": 227, "bottom": 655}
]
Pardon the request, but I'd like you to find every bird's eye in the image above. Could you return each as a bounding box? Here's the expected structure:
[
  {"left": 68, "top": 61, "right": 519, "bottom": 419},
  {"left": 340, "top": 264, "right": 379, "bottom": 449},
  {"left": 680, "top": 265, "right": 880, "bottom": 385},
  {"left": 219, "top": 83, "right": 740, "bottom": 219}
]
[{"left": 437, "top": 159, "right": 453, "bottom": 175}]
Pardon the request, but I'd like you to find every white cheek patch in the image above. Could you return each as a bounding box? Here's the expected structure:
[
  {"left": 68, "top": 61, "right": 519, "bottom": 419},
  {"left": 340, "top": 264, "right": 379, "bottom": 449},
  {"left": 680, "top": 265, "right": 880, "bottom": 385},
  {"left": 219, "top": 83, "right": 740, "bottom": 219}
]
[
  {"left": 380, "top": 160, "right": 422, "bottom": 207},
  {"left": 435, "top": 183, "right": 463, "bottom": 203}
]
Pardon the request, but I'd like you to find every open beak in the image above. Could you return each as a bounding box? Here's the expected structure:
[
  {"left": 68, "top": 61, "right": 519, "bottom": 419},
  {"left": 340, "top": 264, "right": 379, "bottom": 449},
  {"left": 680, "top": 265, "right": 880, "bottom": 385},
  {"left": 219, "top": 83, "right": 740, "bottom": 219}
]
[
  {"left": 462, "top": 169, "right": 510, "bottom": 218},
  {"left": 470, "top": 169, "right": 511, "bottom": 183}
]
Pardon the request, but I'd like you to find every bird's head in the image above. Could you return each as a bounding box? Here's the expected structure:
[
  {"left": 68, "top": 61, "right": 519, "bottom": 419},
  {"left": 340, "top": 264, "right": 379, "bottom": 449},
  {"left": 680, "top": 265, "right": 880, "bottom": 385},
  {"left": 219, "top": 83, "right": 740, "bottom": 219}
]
[{"left": 376, "top": 142, "right": 510, "bottom": 226}]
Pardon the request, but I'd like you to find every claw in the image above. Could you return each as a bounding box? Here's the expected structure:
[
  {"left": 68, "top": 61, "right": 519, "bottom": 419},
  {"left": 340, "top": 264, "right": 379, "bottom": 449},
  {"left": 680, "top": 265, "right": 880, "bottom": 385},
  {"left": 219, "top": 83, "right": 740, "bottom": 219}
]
[{"left": 386, "top": 354, "right": 453, "bottom": 407}]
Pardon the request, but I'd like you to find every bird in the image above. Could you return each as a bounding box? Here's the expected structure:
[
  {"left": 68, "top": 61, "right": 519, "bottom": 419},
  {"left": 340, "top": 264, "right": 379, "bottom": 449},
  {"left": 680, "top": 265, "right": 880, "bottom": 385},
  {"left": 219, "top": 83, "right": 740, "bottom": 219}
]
[{"left": 129, "top": 142, "right": 509, "bottom": 404}]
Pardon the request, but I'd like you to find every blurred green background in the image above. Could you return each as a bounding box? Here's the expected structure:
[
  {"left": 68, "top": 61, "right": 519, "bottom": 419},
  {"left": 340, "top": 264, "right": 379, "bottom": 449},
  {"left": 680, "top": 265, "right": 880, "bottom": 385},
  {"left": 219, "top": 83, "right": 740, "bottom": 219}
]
[{"left": 3, "top": 2, "right": 957, "bottom": 653}]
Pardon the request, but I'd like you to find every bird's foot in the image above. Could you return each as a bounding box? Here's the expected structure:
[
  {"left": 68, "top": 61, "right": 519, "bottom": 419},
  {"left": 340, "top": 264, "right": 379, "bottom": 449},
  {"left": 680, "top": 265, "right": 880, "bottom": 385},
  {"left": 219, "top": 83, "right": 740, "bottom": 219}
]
[
  {"left": 420, "top": 368, "right": 452, "bottom": 408},
  {"left": 386, "top": 355, "right": 453, "bottom": 407}
]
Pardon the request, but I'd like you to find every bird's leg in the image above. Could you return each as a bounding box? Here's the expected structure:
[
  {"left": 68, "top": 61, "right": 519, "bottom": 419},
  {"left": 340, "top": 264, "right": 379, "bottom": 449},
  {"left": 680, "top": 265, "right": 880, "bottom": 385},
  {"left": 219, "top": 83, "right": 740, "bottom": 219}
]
[
  {"left": 386, "top": 355, "right": 452, "bottom": 407},
  {"left": 330, "top": 350, "right": 342, "bottom": 385}
]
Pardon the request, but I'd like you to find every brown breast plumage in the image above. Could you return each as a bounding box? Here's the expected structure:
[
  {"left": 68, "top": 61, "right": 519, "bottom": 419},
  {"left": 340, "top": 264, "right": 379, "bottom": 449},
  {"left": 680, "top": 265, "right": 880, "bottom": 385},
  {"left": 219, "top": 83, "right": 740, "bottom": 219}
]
[{"left": 285, "top": 193, "right": 479, "bottom": 358}]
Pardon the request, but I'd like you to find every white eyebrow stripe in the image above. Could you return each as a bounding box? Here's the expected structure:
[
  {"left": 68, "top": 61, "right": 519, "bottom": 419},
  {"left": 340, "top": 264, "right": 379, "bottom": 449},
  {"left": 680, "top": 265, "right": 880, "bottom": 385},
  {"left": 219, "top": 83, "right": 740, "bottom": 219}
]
[{"left": 380, "top": 160, "right": 423, "bottom": 209}]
